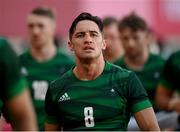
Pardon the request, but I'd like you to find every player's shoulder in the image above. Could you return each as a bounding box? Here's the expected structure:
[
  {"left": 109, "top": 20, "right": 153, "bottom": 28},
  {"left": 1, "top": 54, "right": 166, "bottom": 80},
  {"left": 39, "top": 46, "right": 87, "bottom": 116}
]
[
  {"left": 106, "top": 61, "right": 133, "bottom": 78},
  {"left": 150, "top": 53, "right": 164, "bottom": 61},
  {"left": 56, "top": 48, "right": 75, "bottom": 63},
  {"left": 19, "top": 50, "right": 29, "bottom": 59},
  {"left": 57, "top": 48, "right": 73, "bottom": 58},
  {"left": 0, "top": 37, "right": 10, "bottom": 49},
  {"left": 49, "top": 68, "right": 73, "bottom": 91},
  {"left": 170, "top": 50, "right": 180, "bottom": 58}
]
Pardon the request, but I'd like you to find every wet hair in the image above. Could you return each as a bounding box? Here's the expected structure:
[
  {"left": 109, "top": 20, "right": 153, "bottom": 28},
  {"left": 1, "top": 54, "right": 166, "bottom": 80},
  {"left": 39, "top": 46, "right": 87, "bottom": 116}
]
[
  {"left": 30, "top": 6, "right": 55, "bottom": 20},
  {"left": 69, "top": 12, "right": 103, "bottom": 40},
  {"left": 102, "top": 17, "right": 118, "bottom": 27},
  {"left": 118, "top": 12, "right": 149, "bottom": 32}
]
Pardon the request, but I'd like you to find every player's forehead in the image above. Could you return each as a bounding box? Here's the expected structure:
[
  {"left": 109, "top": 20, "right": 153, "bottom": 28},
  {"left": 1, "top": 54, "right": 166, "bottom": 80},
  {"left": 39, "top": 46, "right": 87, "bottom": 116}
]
[
  {"left": 121, "top": 27, "right": 147, "bottom": 36},
  {"left": 74, "top": 20, "right": 101, "bottom": 34},
  {"left": 27, "top": 14, "right": 53, "bottom": 24}
]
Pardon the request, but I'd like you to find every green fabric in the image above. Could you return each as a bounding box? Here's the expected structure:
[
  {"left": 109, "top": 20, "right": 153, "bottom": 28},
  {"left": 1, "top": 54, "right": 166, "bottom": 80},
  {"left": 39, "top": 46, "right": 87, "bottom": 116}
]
[
  {"left": 132, "top": 99, "right": 152, "bottom": 113},
  {"left": 114, "top": 53, "right": 165, "bottom": 111},
  {"left": 0, "top": 37, "right": 27, "bottom": 113},
  {"left": 6, "top": 78, "right": 27, "bottom": 100},
  {"left": 159, "top": 51, "right": 180, "bottom": 93},
  {"left": 45, "top": 62, "right": 151, "bottom": 131},
  {"left": 19, "top": 49, "right": 74, "bottom": 130}
]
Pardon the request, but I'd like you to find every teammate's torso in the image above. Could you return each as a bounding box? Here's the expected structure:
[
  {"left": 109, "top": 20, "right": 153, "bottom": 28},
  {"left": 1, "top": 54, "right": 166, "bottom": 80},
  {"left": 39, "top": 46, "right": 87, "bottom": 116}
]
[
  {"left": 19, "top": 49, "right": 74, "bottom": 130},
  {"left": 115, "top": 54, "right": 164, "bottom": 102}
]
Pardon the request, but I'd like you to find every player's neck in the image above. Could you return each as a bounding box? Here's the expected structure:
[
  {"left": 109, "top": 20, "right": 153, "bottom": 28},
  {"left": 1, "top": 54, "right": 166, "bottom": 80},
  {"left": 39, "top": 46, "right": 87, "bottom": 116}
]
[
  {"left": 125, "top": 50, "right": 149, "bottom": 71},
  {"left": 74, "top": 55, "right": 105, "bottom": 81},
  {"left": 30, "top": 41, "right": 57, "bottom": 62}
]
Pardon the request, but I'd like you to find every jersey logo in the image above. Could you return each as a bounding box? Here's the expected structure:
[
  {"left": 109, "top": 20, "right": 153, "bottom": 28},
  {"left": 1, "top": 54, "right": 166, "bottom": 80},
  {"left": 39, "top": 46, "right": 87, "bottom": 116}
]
[
  {"left": 111, "top": 88, "right": 115, "bottom": 93},
  {"left": 21, "top": 67, "right": 28, "bottom": 76},
  {"left": 110, "top": 88, "right": 116, "bottom": 96},
  {"left": 58, "top": 93, "right": 70, "bottom": 102}
]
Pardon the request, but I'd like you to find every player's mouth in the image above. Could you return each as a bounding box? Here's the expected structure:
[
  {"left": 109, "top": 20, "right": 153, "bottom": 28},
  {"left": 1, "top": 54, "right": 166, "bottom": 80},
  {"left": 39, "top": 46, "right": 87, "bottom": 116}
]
[{"left": 83, "top": 46, "right": 94, "bottom": 51}]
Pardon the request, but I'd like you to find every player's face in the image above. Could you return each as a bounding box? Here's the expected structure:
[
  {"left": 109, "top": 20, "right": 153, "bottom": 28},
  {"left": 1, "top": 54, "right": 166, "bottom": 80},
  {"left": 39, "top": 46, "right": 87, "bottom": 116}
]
[
  {"left": 27, "top": 14, "right": 55, "bottom": 48},
  {"left": 103, "top": 24, "right": 121, "bottom": 51},
  {"left": 69, "top": 20, "right": 106, "bottom": 61},
  {"left": 120, "top": 27, "right": 149, "bottom": 58}
]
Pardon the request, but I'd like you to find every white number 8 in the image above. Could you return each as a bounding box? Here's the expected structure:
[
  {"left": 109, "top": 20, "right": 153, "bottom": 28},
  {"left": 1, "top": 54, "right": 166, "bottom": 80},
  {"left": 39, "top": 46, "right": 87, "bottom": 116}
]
[{"left": 84, "top": 107, "right": 95, "bottom": 127}]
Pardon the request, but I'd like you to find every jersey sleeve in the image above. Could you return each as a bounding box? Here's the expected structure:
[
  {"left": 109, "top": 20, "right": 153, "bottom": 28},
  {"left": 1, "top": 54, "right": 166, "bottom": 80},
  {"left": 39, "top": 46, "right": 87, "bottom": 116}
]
[
  {"left": 1, "top": 39, "right": 27, "bottom": 100},
  {"left": 45, "top": 85, "right": 59, "bottom": 124},
  {"left": 127, "top": 72, "right": 152, "bottom": 113}
]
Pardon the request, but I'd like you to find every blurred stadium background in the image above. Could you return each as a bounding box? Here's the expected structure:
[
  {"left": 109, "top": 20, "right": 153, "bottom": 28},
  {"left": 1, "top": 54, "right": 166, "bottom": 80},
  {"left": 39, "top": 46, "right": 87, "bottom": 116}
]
[{"left": 0, "top": 0, "right": 180, "bottom": 58}]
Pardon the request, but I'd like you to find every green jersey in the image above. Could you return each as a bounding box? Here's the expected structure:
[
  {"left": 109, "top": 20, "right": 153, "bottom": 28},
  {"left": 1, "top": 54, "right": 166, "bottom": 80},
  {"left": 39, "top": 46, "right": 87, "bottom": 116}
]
[
  {"left": 160, "top": 51, "right": 180, "bottom": 93},
  {"left": 114, "top": 54, "right": 164, "bottom": 111},
  {"left": 19, "top": 49, "right": 74, "bottom": 130},
  {"left": 45, "top": 62, "right": 151, "bottom": 131},
  {"left": 0, "top": 37, "right": 27, "bottom": 114}
]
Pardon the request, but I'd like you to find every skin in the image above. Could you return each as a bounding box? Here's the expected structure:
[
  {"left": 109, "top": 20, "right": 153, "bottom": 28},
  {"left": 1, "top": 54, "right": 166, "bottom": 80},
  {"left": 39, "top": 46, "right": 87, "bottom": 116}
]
[
  {"left": 103, "top": 23, "right": 124, "bottom": 62},
  {"left": 120, "top": 28, "right": 150, "bottom": 70},
  {"left": 45, "top": 20, "right": 160, "bottom": 131},
  {"left": 134, "top": 107, "right": 160, "bottom": 130},
  {"left": 156, "top": 84, "right": 180, "bottom": 113},
  {"left": 27, "top": 14, "right": 56, "bottom": 62},
  {"left": 4, "top": 89, "right": 37, "bottom": 130}
]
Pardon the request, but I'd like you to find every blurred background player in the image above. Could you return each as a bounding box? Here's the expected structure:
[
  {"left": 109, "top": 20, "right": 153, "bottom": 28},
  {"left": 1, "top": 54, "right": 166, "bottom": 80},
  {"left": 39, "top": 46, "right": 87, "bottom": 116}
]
[
  {"left": 115, "top": 12, "right": 165, "bottom": 112},
  {"left": 102, "top": 17, "right": 124, "bottom": 63},
  {"left": 114, "top": 12, "right": 165, "bottom": 130},
  {"left": 19, "top": 7, "right": 74, "bottom": 130},
  {"left": 156, "top": 50, "right": 180, "bottom": 130},
  {"left": 0, "top": 37, "right": 37, "bottom": 130}
]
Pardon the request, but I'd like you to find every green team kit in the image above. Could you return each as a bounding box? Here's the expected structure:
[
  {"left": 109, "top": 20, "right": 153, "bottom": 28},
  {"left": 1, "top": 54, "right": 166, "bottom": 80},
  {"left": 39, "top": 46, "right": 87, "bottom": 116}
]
[
  {"left": 160, "top": 51, "right": 180, "bottom": 93},
  {"left": 114, "top": 54, "right": 164, "bottom": 111},
  {"left": 45, "top": 62, "right": 152, "bottom": 130},
  {"left": 19, "top": 49, "right": 74, "bottom": 130},
  {"left": 0, "top": 37, "right": 27, "bottom": 114}
]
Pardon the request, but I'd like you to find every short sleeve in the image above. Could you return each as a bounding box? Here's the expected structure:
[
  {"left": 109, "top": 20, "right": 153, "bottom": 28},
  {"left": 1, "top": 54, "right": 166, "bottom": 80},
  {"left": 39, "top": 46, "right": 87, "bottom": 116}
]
[
  {"left": 127, "top": 72, "right": 152, "bottom": 113},
  {"left": 0, "top": 39, "right": 27, "bottom": 100},
  {"left": 45, "top": 85, "right": 59, "bottom": 124}
]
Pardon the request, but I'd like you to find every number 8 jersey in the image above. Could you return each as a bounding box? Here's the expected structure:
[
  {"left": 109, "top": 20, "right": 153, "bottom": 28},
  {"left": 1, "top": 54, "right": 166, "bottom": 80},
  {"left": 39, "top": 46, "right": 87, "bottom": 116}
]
[{"left": 45, "top": 62, "right": 152, "bottom": 131}]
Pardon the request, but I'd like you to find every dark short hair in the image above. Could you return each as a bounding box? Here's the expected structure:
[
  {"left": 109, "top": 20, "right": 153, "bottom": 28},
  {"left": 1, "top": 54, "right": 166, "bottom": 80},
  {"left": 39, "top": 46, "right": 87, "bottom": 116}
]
[
  {"left": 30, "top": 6, "right": 55, "bottom": 20},
  {"left": 69, "top": 12, "right": 103, "bottom": 40},
  {"left": 118, "top": 12, "right": 149, "bottom": 32},
  {"left": 103, "top": 17, "right": 118, "bottom": 27}
]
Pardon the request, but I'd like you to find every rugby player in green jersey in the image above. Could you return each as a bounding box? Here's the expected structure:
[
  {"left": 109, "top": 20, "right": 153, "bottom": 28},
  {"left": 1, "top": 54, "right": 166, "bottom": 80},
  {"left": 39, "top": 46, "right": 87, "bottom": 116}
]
[
  {"left": 0, "top": 37, "right": 37, "bottom": 130},
  {"left": 19, "top": 7, "right": 74, "bottom": 130},
  {"left": 45, "top": 12, "right": 160, "bottom": 131},
  {"left": 115, "top": 13, "right": 165, "bottom": 112}
]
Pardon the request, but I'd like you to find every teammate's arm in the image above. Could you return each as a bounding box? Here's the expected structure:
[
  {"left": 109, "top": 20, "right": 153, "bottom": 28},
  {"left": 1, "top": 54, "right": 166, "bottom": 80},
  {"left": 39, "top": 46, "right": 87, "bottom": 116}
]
[
  {"left": 1, "top": 38, "right": 37, "bottom": 130},
  {"left": 156, "top": 84, "right": 180, "bottom": 112},
  {"left": 4, "top": 89, "right": 37, "bottom": 130},
  {"left": 134, "top": 107, "right": 160, "bottom": 130}
]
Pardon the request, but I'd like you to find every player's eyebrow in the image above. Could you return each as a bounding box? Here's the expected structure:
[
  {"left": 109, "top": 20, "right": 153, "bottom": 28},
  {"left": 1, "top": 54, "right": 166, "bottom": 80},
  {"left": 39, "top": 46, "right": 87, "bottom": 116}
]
[{"left": 75, "top": 30, "right": 99, "bottom": 36}]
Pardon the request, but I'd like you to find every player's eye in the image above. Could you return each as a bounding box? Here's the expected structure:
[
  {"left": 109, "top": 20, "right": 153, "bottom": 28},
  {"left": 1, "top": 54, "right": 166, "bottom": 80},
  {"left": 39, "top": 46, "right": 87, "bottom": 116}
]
[
  {"left": 91, "top": 33, "right": 98, "bottom": 37},
  {"left": 38, "top": 24, "right": 44, "bottom": 29},
  {"left": 75, "top": 33, "right": 84, "bottom": 38},
  {"left": 28, "top": 24, "right": 34, "bottom": 29}
]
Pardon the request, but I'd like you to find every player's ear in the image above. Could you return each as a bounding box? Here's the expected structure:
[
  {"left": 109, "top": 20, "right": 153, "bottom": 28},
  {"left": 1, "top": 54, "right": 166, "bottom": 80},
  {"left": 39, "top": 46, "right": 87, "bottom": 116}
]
[
  {"left": 102, "top": 39, "right": 106, "bottom": 50},
  {"left": 68, "top": 41, "right": 74, "bottom": 51}
]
